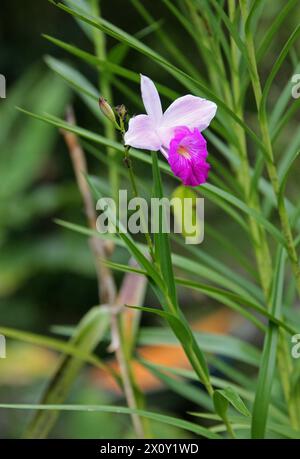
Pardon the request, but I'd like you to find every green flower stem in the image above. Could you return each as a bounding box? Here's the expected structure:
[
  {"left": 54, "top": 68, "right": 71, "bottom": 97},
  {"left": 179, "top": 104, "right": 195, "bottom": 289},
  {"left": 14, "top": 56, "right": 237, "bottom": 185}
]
[
  {"left": 123, "top": 147, "right": 155, "bottom": 262},
  {"left": 123, "top": 146, "right": 139, "bottom": 197}
]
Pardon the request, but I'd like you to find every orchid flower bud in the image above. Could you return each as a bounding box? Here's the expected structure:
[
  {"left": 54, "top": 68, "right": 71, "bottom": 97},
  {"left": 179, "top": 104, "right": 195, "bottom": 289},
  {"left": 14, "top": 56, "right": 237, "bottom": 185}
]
[
  {"left": 115, "top": 104, "right": 128, "bottom": 122},
  {"left": 99, "top": 97, "right": 117, "bottom": 125}
]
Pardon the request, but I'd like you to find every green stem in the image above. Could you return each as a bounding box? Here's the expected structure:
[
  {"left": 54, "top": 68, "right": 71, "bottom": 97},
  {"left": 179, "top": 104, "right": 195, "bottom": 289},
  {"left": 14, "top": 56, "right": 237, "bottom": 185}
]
[
  {"left": 228, "top": 0, "right": 272, "bottom": 300},
  {"left": 124, "top": 146, "right": 139, "bottom": 197},
  {"left": 123, "top": 147, "right": 155, "bottom": 261},
  {"left": 240, "top": 0, "right": 300, "bottom": 299},
  {"left": 240, "top": 0, "right": 300, "bottom": 430},
  {"left": 228, "top": 0, "right": 241, "bottom": 112}
]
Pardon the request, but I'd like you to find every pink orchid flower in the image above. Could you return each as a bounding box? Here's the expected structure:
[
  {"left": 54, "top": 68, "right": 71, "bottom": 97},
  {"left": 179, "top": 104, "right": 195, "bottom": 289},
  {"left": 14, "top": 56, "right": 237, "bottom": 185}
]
[{"left": 124, "top": 75, "right": 217, "bottom": 186}]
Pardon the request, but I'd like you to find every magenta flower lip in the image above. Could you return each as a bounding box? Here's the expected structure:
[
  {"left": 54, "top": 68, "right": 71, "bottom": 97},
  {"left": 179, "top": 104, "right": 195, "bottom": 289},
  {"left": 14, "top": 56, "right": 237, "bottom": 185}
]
[
  {"left": 124, "top": 75, "right": 217, "bottom": 186},
  {"left": 168, "top": 127, "right": 210, "bottom": 187}
]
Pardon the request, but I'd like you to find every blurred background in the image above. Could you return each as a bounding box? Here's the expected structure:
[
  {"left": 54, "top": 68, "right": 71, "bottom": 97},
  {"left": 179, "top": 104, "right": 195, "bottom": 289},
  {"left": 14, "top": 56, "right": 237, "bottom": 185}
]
[{"left": 0, "top": 0, "right": 299, "bottom": 438}]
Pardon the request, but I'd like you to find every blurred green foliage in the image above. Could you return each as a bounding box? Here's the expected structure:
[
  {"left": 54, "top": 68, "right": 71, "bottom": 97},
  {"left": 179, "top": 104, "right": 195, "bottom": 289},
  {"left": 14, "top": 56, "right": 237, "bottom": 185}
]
[
  {"left": 1, "top": 0, "right": 300, "bottom": 440},
  {"left": 0, "top": 0, "right": 206, "bottom": 439}
]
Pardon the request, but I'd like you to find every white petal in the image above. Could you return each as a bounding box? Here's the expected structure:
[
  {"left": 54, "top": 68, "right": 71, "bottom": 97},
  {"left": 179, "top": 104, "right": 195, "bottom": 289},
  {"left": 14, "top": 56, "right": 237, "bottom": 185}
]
[
  {"left": 140, "top": 74, "right": 163, "bottom": 123},
  {"left": 162, "top": 95, "right": 217, "bottom": 133},
  {"left": 157, "top": 125, "right": 177, "bottom": 150},
  {"left": 124, "top": 114, "right": 161, "bottom": 151}
]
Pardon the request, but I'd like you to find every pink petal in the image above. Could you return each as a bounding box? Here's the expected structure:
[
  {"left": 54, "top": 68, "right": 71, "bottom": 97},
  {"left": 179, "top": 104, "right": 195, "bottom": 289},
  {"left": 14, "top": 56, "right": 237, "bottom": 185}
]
[
  {"left": 140, "top": 74, "right": 163, "bottom": 123},
  {"left": 124, "top": 114, "right": 161, "bottom": 150},
  {"left": 168, "top": 127, "right": 210, "bottom": 187},
  {"left": 161, "top": 95, "right": 217, "bottom": 146}
]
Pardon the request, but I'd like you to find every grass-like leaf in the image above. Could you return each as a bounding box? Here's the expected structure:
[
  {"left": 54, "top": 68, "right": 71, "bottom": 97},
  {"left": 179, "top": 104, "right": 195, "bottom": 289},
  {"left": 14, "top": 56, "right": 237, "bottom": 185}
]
[
  {"left": 251, "top": 248, "right": 286, "bottom": 438},
  {"left": 0, "top": 403, "right": 221, "bottom": 439}
]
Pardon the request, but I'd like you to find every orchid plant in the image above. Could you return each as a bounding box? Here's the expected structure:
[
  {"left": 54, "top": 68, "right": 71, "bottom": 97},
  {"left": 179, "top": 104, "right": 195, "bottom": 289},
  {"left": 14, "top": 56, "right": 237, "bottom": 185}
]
[{"left": 3, "top": 0, "right": 300, "bottom": 441}]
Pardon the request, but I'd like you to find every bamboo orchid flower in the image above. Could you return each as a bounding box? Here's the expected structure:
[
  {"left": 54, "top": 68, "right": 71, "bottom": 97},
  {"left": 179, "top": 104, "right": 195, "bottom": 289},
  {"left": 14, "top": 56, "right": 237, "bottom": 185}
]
[{"left": 124, "top": 75, "right": 217, "bottom": 186}]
